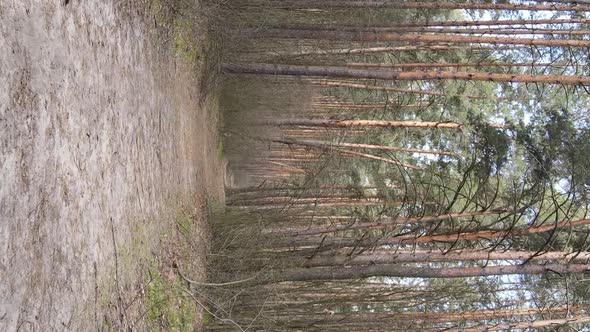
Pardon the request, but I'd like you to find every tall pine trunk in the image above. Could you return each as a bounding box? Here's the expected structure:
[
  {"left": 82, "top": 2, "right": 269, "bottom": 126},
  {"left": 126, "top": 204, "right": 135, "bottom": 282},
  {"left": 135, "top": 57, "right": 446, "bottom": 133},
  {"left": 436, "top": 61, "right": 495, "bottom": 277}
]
[{"left": 223, "top": 63, "right": 590, "bottom": 85}]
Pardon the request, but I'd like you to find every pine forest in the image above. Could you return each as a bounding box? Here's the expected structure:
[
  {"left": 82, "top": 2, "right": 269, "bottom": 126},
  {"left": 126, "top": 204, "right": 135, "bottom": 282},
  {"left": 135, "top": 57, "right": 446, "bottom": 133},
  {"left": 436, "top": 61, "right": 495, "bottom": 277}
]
[{"left": 205, "top": 0, "right": 590, "bottom": 331}]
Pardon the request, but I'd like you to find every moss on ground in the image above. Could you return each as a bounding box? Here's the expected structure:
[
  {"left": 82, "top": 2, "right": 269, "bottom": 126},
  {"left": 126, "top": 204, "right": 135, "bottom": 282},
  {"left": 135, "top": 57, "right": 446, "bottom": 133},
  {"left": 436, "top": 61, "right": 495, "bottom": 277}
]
[
  {"left": 149, "top": 0, "right": 204, "bottom": 65},
  {"left": 97, "top": 196, "right": 211, "bottom": 330},
  {"left": 145, "top": 262, "right": 196, "bottom": 332},
  {"left": 172, "top": 15, "right": 201, "bottom": 63}
]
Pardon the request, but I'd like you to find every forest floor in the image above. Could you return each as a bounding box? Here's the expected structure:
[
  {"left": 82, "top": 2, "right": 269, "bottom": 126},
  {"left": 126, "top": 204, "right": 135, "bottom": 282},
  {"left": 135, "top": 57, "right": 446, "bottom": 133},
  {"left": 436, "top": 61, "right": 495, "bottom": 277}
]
[{"left": 0, "top": 0, "right": 224, "bottom": 330}]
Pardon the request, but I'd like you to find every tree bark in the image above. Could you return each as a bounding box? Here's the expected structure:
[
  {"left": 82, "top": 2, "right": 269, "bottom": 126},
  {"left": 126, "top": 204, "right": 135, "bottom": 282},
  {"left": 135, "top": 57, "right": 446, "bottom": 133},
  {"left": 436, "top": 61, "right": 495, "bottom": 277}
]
[
  {"left": 303, "top": 249, "right": 590, "bottom": 267},
  {"left": 272, "top": 218, "right": 590, "bottom": 249},
  {"left": 223, "top": 63, "right": 590, "bottom": 85},
  {"left": 266, "top": 263, "right": 590, "bottom": 283},
  {"left": 311, "top": 80, "right": 448, "bottom": 97},
  {"left": 277, "top": 138, "right": 457, "bottom": 156},
  {"left": 272, "top": 209, "right": 509, "bottom": 236},
  {"left": 346, "top": 61, "right": 568, "bottom": 68},
  {"left": 272, "top": 45, "right": 519, "bottom": 57},
  {"left": 335, "top": 27, "right": 590, "bottom": 36},
  {"left": 270, "top": 137, "right": 420, "bottom": 170},
  {"left": 273, "top": 18, "right": 590, "bottom": 29},
  {"left": 261, "top": 29, "right": 590, "bottom": 48},
  {"left": 260, "top": 118, "right": 498, "bottom": 130},
  {"left": 459, "top": 316, "right": 590, "bottom": 332},
  {"left": 279, "top": 306, "right": 573, "bottom": 327},
  {"left": 251, "top": 1, "right": 590, "bottom": 12}
]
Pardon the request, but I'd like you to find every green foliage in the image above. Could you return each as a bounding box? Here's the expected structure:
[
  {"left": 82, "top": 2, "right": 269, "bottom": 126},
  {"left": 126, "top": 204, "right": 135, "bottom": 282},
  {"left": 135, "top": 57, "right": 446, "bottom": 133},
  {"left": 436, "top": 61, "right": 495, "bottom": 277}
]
[
  {"left": 570, "top": 130, "right": 590, "bottom": 189},
  {"left": 468, "top": 113, "right": 511, "bottom": 176},
  {"left": 515, "top": 109, "right": 579, "bottom": 183}
]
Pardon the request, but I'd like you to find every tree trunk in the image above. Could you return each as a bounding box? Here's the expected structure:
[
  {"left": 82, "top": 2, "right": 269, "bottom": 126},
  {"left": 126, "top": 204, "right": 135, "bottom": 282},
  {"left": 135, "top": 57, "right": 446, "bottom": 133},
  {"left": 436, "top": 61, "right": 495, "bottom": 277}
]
[
  {"left": 250, "top": 1, "right": 590, "bottom": 12},
  {"left": 223, "top": 63, "right": 590, "bottom": 85},
  {"left": 337, "top": 27, "right": 590, "bottom": 36},
  {"left": 271, "top": 209, "right": 509, "bottom": 236},
  {"left": 270, "top": 137, "right": 420, "bottom": 169},
  {"left": 266, "top": 263, "right": 590, "bottom": 283},
  {"left": 302, "top": 249, "right": 590, "bottom": 267},
  {"left": 272, "top": 218, "right": 590, "bottom": 249},
  {"left": 302, "top": 139, "right": 458, "bottom": 156},
  {"left": 261, "top": 29, "right": 590, "bottom": 48},
  {"left": 346, "top": 61, "right": 567, "bottom": 68},
  {"left": 312, "top": 80, "right": 449, "bottom": 97},
  {"left": 261, "top": 118, "right": 489, "bottom": 130},
  {"left": 276, "top": 138, "right": 456, "bottom": 155},
  {"left": 274, "top": 18, "right": 590, "bottom": 29},
  {"left": 278, "top": 306, "right": 573, "bottom": 327},
  {"left": 272, "top": 45, "right": 519, "bottom": 57},
  {"left": 459, "top": 316, "right": 590, "bottom": 332}
]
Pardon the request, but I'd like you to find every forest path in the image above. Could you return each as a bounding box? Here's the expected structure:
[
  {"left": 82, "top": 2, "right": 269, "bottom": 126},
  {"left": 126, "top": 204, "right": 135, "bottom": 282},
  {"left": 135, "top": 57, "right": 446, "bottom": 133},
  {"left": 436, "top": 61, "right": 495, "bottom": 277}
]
[{"left": 0, "top": 0, "right": 224, "bottom": 330}]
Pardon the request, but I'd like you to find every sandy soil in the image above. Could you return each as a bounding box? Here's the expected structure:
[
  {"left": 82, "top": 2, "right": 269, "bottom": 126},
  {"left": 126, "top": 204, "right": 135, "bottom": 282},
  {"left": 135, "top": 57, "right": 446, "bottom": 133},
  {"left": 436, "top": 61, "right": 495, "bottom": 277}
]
[{"left": 0, "top": 0, "right": 224, "bottom": 330}]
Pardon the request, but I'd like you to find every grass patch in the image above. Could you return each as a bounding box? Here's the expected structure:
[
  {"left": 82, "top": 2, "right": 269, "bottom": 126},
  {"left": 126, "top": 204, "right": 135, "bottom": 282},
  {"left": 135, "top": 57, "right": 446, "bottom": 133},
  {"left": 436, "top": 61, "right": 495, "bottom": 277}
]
[
  {"left": 172, "top": 15, "right": 201, "bottom": 64},
  {"left": 149, "top": 0, "right": 203, "bottom": 65},
  {"left": 145, "top": 263, "right": 196, "bottom": 332},
  {"left": 146, "top": 269, "right": 166, "bottom": 323},
  {"left": 142, "top": 199, "right": 210, "bottom": 331},
  {"left": 97, "top": 197, "right": 210, "bottom": 330},
  {"left": 143, "top": 203, "right": 203, "bottom": 331},
  {"left": 216, "top": 140, "right": 224, "bottom": 161},
  {"left": 176, "top": 207, "right": 194, "bottom": 237},
  {"left": 202, "top": 312, "right": 213, "bottom": 327}
]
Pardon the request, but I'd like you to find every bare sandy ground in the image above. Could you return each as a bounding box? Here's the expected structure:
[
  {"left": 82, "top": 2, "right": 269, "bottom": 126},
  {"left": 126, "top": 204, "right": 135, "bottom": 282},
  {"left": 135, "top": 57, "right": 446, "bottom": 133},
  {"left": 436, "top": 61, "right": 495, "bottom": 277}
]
[{"left": 0, "top": 0, "right": 224, "bottom": 330}]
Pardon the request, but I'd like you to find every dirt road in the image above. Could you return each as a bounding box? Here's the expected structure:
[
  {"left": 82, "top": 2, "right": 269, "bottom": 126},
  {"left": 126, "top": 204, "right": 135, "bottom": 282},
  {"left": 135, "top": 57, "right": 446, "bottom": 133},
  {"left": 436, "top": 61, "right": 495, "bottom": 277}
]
[{"left": 0, "top": 0, "right": 223, "bottom": 330}]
